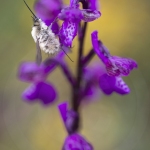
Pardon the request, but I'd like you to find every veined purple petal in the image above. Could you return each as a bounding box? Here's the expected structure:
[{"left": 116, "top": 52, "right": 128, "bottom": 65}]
[
  {"left": 105, "top": 56, "right": 138, "bottom": 76},
  {"left": 63, "top": 133, "right": 93, "bottom": 150},
  {"left": 18, "top": 62, "right": 45, "bottom": 83},
  {"left": 99, "top": 74, "right": 130, "bottom": 95},
  {"left": 59, "top": 20, "right": 78, "bottom": 47},
  {"left": 81, "top": 9, "right": 101, "bottom": 22},
  {"left": 22, "top": 82, "right": 57, "bottom": 105}
]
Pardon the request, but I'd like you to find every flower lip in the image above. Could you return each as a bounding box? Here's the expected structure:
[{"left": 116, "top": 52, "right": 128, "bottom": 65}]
[
  {"left": 22, "top": 81, "right": 57, "bottom": 105},
  {"left": 99, "top": 73, "right": 130, "bottom": 95}
]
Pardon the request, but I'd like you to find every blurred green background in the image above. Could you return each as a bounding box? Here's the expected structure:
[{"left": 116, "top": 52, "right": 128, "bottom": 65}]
[{"left": 0, "top": 0, "right": 150, "bottom": 149}]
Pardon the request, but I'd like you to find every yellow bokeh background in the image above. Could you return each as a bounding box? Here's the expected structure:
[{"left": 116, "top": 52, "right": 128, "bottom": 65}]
[{"left": 0, "top": 0, "right": 150, "bottom": 150}]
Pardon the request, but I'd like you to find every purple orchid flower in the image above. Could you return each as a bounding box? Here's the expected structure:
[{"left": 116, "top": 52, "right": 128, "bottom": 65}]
[
  {"left": 91, "top": 31, "right": 138, "bottom": 76},
  {"left": 34, "top": 0, "right": 63, "bottom": 34},
  {"left": 18, "top": 51, "right": 66, "bottom": 105},
  {"left": 58, "top": 102, "right": 79, "bottom": 134},
  {"left": 62, "top": 133, "right": 93, "bottom": 150},
  {"left": 83, "top": 63, "right": 130, "bottom": 96},
  {"left": 58, "top": 0, "right": 101, "bottom": 47}
]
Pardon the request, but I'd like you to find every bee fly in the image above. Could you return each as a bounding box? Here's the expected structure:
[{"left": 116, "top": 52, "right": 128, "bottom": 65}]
[
  {"left": 23, "top": 0, "right": 74, "bottom": 62},
  {"left": 23, "top": 0, "right": 61, "bottom": 55},
  {"left": 23, "top": 0, "right": 73, "bottom": 62}
]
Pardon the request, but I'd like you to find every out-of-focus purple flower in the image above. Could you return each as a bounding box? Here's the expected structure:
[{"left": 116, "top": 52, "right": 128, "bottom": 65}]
[
  {"left": 18, "top": 62, "right": 57, "bottom": 105},
  {"left": 58, "top": 102, "right": 79, "bottom": 134},
  {"left": 17, "top": 51, "right": 67, "bottom": 105},
  {"left": 34, "top": 0, "right": 63, "bottom": 34},
  {"left": 62, "top": 133, "right": 93, "bottom": 150},
  {"left": 91, "top": 31, "right": 138, "bottom": 77},
  {"left": 99, "top": 73, "right": 130, "bottom": 95},
  {"left": 58, "top": 1, "right": 101, "bottom": 47}
]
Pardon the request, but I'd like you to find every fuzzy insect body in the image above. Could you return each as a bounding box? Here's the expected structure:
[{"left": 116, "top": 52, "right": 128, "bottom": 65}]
[
  {"left": 23, "top": 0, "right": 73, "bottom": 62},
  {"left": 31, "top": 19, "right": 60, "bottom": 54}
]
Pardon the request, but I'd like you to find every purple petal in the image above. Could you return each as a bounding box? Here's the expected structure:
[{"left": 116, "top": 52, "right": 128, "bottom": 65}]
[
  {"left": 58, "top": 102, "right": 68, "bottom": 123},
  {"left": 59, "top": 20, "right": 78, "bottom": 47},
  {"left": 18, "top": 62, "right": 45, "bottom": 83},
  {"left": 81, "top": 9, "right": 101, "bottom": 22},
  {"left": 63, "top": 133, "right": 93, "bottom": 150},
  {"left": 22, "top": 82, "right": 57, "bottom": 105},
  {"left": 99, "top": 74, "right": 130, "bottom": 95},
  {"left": 91, "top": 31, "right": 108, "bottom": 63}
]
